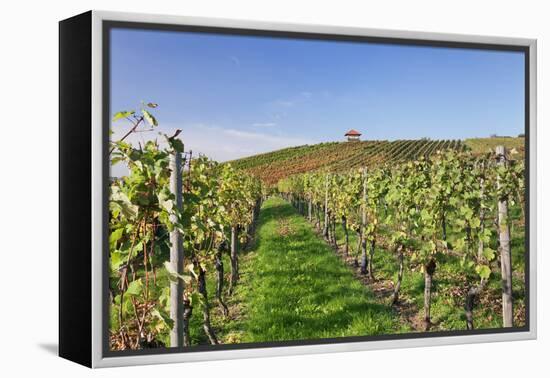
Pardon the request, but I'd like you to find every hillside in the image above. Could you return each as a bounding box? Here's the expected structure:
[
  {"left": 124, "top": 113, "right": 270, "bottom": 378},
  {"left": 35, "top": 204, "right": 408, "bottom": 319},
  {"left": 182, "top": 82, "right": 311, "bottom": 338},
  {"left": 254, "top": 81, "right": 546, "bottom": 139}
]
[
  {"left": 229, "top": 139, "right": 462, "bottom": 185},
  {"left": 229, "top": 137, "right": 525, "bottom": 186},
  {"left": 464, "top": 137, "right": 525, "bottom": 155}
]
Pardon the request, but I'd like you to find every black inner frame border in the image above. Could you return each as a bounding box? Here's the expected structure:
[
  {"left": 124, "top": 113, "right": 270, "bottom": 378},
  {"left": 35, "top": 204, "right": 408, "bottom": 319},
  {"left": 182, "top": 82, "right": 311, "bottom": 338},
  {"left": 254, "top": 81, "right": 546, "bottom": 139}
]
[{"left": 102, "top": 19, "right": 531, "bottom": 358}]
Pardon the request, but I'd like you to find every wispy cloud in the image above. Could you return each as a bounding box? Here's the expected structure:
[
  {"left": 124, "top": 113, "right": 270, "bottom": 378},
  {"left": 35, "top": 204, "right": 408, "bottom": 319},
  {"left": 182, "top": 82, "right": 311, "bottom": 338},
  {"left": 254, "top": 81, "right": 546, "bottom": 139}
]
[
  {"left": 192, "top": 125, "right": 313, "bottom": 160},
  {"left": 270, "top": 91, "right": 314, "bottom": 109},
  {"left": 252, "top": 122, "right": 277, "bottom": 128},
  {"left": 272, "top": 99, "right": 295, "bottom": 108},
  {"left": 229, "top": 55, "right": 240, "bottom": 67},
  {"left": 109, "top": 122, "right": 315, "bottom": 177}
]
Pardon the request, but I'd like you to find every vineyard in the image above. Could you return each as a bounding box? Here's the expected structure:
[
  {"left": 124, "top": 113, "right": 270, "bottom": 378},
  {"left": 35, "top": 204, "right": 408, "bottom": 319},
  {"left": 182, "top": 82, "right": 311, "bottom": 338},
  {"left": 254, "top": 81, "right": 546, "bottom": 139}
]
[
  {"left": 277, "top": 148, "right": 525, "bottom": 330},
  {"left": 229, "top": 137, "right": 525, "bottom": 186},
  {"left": 109, "top": 104, "right": 264, "bottom": 349},
  {"left": 108, "top": 104, "right": 526, "bottom": 351}
]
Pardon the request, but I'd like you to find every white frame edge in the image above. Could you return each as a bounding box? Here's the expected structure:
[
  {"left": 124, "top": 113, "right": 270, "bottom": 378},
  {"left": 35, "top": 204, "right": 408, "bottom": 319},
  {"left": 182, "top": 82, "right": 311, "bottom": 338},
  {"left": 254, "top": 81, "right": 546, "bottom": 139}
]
[{"left": 90, "top": 10, "right": 537, "bottom": 368}]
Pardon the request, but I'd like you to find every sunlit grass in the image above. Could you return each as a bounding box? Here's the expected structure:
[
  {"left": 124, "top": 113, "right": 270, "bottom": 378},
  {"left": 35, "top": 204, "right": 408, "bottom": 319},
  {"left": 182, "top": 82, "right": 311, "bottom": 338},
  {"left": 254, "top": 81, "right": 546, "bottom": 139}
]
[{"left": 219, "top": 197, "right": 399, "bottom": 343}]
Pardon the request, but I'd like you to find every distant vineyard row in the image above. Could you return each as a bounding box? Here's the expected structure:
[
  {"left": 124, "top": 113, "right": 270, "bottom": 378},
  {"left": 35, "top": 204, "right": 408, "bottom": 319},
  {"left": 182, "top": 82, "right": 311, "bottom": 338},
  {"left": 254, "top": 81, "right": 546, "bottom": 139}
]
[
  {"left": 228, "top": 137, "right": 525, "bottom": 185},
  {"left": 228, "top": 139, "right": 464, "bottom": 185}
]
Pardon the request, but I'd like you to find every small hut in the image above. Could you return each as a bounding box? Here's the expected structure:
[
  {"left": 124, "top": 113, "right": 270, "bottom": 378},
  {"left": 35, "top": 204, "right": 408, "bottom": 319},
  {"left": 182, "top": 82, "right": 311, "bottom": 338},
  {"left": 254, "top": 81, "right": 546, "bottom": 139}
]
[{"left": 345, "top": 129, "right": 362, "bottom": 142}]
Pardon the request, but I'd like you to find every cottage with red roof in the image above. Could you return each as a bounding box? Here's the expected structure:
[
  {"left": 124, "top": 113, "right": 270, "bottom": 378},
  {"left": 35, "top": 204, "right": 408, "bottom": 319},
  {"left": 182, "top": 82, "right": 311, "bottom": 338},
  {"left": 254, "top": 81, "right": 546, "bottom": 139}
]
[{"left": 345, "top": 129, "right": 362, "bottom": 142}]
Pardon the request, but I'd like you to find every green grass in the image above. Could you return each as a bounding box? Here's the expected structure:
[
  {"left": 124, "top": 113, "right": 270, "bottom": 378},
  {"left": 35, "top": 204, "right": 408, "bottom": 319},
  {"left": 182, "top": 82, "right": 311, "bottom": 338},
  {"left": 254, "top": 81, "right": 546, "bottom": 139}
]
[{"left": 217, "top": 197, "right": 400, "bottom": 343}]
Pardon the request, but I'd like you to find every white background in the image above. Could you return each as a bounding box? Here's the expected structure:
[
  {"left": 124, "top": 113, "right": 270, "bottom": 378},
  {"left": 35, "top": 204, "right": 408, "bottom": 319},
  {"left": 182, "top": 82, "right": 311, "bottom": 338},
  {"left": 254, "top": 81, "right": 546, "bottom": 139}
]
[{"left": 0, "top": 0, "right": 547, "bottom": 376}]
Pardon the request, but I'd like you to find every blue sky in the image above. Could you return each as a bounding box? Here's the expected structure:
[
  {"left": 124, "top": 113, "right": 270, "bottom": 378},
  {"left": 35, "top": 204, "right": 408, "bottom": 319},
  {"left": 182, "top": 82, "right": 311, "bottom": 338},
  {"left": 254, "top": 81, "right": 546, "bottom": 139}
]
[{"left": 110, "top": 28, "right": 525, "bottom": 165}]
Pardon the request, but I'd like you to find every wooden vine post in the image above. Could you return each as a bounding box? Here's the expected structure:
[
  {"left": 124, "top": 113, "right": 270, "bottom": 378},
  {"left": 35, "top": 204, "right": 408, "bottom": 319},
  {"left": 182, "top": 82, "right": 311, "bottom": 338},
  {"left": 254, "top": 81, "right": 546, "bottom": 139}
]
[
  {"left": 308, "top": 195, "right": 312, "bottom": 222},
  {"left": 323, "top": 174, "right": 329, "bottom": 239},
  {"left": 496, "top": 145, "right": 513, "bottom": 327},
  {"left": 477, "top": 160, "right": 486, "bottom": 261},
  {"left": 169, "top": 151, "right": 184, "bottom": 347},
  {"left": 229, "top": 224, "right": 239, "bottom": 291},
  {"left": 360, "top": 167, "right": 368, "bottom": 275}
]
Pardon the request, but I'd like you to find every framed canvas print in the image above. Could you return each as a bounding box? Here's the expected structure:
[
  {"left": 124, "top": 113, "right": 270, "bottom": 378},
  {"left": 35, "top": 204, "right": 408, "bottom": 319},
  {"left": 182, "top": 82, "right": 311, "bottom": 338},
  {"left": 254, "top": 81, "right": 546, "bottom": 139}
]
[{"left": 59, "top": 10, "right": 537, "bottom": 368}]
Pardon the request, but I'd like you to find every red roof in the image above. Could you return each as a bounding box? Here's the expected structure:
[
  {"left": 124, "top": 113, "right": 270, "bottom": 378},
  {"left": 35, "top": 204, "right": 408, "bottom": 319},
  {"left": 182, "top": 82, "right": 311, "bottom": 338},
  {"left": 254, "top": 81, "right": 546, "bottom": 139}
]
[{"left": 345, "top": 129, "right": 362, "bottom": 136}]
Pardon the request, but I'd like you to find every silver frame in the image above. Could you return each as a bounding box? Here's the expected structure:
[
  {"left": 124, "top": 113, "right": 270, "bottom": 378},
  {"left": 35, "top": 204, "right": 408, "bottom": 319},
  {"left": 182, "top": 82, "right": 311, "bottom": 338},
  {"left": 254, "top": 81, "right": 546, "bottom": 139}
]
[{"left": 90, "top": 10, "right": 537, "bottom": 368}]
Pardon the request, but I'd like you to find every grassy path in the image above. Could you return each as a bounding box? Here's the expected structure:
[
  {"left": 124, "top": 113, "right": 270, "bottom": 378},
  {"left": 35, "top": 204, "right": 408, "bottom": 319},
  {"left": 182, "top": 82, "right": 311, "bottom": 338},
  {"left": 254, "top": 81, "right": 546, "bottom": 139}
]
[{"left": 218, "top": 197, "right": 400, "bottom": 343}]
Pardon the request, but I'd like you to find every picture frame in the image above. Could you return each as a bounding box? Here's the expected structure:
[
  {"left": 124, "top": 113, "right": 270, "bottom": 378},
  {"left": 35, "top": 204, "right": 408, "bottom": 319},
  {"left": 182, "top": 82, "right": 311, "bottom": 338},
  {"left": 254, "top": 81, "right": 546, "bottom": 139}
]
[{"left": 59, "top": 10, "right": 537, "bottom": 368}]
